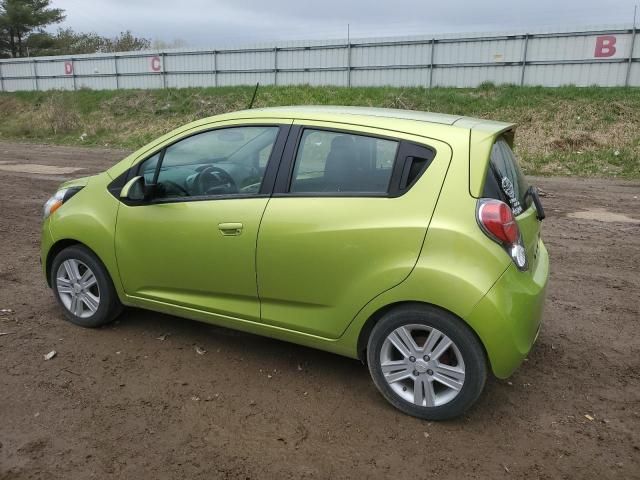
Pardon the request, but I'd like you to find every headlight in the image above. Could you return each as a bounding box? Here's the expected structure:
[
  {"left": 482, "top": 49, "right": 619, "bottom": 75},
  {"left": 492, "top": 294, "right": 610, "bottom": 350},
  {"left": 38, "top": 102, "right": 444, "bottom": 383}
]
[{"left": 43, "top": 187, "right": 82, "bottom": 219}]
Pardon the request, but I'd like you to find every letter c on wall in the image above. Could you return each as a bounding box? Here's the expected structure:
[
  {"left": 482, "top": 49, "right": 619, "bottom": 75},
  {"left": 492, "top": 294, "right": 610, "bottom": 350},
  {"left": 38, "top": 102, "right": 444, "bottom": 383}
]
[{"left": 151, "top": 56, "right": 162, "bottom": 72}]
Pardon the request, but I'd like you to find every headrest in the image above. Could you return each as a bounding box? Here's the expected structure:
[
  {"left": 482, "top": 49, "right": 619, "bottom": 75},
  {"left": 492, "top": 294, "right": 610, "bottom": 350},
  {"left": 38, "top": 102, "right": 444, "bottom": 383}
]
[{"left": 330, "top": 135, "right": 355, "bottom": 150}]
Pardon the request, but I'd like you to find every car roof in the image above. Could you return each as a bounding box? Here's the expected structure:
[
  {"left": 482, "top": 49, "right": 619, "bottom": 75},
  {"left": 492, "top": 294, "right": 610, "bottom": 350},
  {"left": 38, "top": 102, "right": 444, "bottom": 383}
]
[
  {"left": 242, "top": 105, "right": 463, "bottom": 125},
  {"left": 223, "top": 105, "right": 514, "bottom": 132}
]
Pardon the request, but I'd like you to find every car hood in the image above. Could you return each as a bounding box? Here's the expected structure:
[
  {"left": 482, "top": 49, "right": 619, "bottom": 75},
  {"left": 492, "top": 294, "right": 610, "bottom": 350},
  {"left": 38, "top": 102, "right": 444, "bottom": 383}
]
[{"left": 59, "top": 175, "right": 95, "bottom": 190}]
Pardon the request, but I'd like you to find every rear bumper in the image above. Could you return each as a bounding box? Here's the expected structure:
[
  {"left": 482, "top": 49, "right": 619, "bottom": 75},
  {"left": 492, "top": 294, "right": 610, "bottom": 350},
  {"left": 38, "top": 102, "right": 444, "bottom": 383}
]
[{"left": 467, "top": 240, "right": 549, "bottom": 378}]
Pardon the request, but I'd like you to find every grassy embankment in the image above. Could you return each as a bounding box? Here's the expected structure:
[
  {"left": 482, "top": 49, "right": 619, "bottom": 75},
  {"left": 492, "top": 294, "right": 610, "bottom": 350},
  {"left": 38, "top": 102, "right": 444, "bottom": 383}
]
[{"left": 0, "top": 85, "right": 638, "bottom": 178}]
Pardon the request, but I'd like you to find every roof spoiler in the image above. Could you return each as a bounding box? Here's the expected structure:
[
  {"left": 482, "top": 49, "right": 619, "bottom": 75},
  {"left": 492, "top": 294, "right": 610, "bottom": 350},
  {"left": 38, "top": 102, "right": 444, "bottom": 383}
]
[{"left": 459, "top": 120, "right": 515, "bottom": 198}]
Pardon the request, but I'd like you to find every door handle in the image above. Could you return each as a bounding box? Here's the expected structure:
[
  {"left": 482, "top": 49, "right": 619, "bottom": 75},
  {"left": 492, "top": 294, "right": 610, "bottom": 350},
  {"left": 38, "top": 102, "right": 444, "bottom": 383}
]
[{"left": 218, "top": 222, "right": 243, "bottom": 236}]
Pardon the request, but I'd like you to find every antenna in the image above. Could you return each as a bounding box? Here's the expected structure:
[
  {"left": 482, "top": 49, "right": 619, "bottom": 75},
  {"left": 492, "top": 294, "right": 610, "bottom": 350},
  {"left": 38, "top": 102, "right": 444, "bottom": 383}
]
[{"left": 247, "top": 82, "right": 259, "bottom": 109}]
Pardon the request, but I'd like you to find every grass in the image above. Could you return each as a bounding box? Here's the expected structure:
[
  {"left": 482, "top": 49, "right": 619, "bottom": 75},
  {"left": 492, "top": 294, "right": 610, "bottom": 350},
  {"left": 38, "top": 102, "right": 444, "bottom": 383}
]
[{"left": 0, "top": 84, "right": 638, "bottom": 178}]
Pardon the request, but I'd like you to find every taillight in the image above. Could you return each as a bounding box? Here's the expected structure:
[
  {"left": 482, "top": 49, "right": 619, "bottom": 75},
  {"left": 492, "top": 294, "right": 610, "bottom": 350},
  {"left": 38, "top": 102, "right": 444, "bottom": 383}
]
[{"left": 477, "top": 199, "right": 528, "bottom": 271}]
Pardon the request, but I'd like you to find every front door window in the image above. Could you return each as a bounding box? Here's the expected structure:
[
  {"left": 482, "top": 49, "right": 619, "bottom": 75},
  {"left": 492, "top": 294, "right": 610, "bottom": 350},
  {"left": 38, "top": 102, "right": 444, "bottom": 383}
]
[{"left": 139, "top": 126, "right": 279, "bottom": 199}]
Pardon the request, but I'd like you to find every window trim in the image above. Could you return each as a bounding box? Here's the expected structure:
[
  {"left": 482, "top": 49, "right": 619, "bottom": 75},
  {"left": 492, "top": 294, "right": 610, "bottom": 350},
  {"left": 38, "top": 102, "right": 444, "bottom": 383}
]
[
  {"left": 150, "top": 149, "right": 166, "bottom": 185},
  {"left": 109, "top": 123, "right": 291, "bottom": 205},
  {"left": 273, "top": 125, "right": 436, "bottom": 198}
]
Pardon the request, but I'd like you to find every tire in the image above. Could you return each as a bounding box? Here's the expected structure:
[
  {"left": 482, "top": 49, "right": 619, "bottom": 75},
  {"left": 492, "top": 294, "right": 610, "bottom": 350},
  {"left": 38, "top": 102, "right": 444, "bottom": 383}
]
[
  {"left": 366, "top": 304, "right": 487, "bottom": 420},
  {"left": 50, "top": 245, "right": 123, "bottom": 328}
]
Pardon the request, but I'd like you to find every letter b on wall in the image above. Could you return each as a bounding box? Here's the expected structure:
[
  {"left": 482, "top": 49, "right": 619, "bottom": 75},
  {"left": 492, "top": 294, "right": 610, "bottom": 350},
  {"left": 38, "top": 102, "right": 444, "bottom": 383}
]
[{"left": 594, "top": 35, "right": 617, "bottom": 58}]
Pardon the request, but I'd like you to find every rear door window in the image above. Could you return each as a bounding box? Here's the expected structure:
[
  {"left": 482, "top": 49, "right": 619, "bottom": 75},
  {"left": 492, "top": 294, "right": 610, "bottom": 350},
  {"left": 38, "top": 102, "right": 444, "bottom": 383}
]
[
  {"left": 290, "top": 129, "right": 398, "bottom": 194},
  {"left": 483, "top": 137, "right": 529, "bottom": 215}
]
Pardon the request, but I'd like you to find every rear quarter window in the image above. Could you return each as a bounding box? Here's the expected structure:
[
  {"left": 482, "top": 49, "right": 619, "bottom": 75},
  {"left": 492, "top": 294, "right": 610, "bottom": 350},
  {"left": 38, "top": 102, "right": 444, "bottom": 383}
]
[{"left": 483, "top": 137, "right": 529, "bottom": 216}]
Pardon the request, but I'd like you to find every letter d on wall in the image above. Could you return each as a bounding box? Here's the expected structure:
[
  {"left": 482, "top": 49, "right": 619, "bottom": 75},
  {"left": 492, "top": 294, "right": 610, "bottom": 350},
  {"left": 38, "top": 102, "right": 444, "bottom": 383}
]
[{"left": 594, "top": 35, "right": 617, "bottom": 58}]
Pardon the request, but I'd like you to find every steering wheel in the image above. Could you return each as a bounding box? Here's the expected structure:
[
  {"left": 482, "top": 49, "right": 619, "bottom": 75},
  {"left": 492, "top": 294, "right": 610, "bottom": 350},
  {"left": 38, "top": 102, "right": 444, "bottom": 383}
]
[{"left": 195, "top": 166, "right": 238, "bottom": 195}]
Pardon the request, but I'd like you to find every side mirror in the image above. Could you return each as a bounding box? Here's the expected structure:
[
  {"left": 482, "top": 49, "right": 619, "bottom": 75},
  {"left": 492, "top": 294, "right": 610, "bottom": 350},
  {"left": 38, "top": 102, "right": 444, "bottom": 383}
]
[{"left": 120, "top": 176, "right": 152, "bottom": 202}]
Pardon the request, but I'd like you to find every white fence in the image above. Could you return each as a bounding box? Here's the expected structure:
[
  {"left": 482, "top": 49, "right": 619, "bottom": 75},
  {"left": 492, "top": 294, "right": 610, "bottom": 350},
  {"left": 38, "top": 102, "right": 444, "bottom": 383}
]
[{"left": 0, "top": 24, "right": 638, "bottom": 91}]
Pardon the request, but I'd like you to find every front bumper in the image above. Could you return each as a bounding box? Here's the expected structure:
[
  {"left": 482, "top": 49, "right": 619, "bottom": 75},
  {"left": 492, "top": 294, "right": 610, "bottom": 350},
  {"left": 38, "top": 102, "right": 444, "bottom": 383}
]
[
  {"left": 40, "top": 217, "right": 55, "bottom": 285},
  {"left": 467, "top": 240, "right": 549, "bottom": 378}
]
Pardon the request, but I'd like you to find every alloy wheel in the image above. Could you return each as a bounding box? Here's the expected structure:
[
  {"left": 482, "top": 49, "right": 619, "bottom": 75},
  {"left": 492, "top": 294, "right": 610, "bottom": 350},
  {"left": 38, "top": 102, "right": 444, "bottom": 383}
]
[
  {"left": 379, "top": 324, "right": 466, "bottom": 407},
  {"left": 55, "top": 259, "right": 100, "bottom": 319}
]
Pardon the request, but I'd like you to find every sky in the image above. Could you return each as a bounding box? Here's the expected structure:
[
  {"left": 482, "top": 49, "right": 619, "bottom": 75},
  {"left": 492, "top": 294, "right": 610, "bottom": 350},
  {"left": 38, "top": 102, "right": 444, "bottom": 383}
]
[{"left": 50, "top": 0, "right": 639, "bottom": 47}]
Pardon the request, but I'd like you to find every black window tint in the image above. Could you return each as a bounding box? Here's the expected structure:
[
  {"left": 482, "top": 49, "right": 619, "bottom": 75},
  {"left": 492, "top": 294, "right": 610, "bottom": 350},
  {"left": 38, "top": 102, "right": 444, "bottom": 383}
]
[
  {"left": 485, "top": 137, "right": 529, "bottom": 215},
  {"left": 397, "top": 143, "right": 435, "bottom": 192},
  {"left": 290, "top": 129, "right": 398, "bottom": 194},
  {"left": 138, "top": 126, "right": 279, "bottom": 199}
]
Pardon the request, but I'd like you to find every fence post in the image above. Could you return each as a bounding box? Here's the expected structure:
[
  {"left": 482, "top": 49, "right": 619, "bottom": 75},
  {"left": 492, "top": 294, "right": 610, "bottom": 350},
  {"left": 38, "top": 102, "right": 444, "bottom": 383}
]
[
  {"left": 213, "top": 50, "right": 218, "bottom": 87},
  {"left": 347, "top": 40, "right": 352, "bottom": 87},
  {"left": 519, "top": 34, "right": 529, "bottom": 86},
  {"left": 71, "top": 59, "right": 77, "bottom": 90},
  {"left": 273, "top": 47, "right": 278, "bottom": 86},
  {"left": 0, "top": 62, "right": 4, "bottom": 92},
  {"left": 32, "top": 59, "right": 39, "bottom": 91},
  {"left": 429, "top": 38, "right": 435, "bottom": 88},
  {"left": 626, "top": 25, "right": 637, "bottom": 86},
  {"left": 114, "top": 55, "right": 120, "bottom": 89}
]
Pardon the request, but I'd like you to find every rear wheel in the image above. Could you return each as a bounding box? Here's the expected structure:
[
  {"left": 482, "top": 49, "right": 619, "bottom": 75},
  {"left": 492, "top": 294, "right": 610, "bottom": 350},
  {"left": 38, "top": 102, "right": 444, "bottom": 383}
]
[
  {"left": 50, "top": 245, "right": 123, "bottom": 328},
  {"left": 367, "top": 305, "right": 487, "bottom": 420}
]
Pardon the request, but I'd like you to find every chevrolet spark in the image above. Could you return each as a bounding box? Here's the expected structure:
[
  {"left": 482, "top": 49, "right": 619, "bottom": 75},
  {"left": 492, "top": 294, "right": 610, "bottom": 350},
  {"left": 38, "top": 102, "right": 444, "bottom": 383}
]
[{"left": 41, "top": 106, "right": 548, "bottom": 420}]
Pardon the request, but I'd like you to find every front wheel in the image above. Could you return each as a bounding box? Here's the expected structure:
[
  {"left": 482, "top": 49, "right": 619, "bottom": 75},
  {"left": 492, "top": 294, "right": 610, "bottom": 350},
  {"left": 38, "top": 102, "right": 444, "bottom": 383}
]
[
  {"left": 50, "top": 245, "right": 123, "bottom": 328},
  {"left": 367, "top": 305, "right": 487, "bottom": 420}
]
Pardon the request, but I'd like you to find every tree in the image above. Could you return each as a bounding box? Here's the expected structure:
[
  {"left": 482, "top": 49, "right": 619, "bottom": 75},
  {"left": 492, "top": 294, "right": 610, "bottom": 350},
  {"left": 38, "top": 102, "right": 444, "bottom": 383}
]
[
  {"left": 103, "top": 30, "right": 150, "bottom": 52},
  {"left": 23, "top": 28, "right": 152, "bottom": 56},
  {"left": 0, "top": 23, "right": 10, "bottom": 57},
  {"left": 26, "top": 28, "right": 104, "bottom": 56},
  {"left": 0, "top": 1, "right": 152, "bottom": 58},
  {"left": 0, "top": 0, "right": 64, "bottom": 57},
  {"left": 152, "top": 38, "right": 188, "bottom": 50}
]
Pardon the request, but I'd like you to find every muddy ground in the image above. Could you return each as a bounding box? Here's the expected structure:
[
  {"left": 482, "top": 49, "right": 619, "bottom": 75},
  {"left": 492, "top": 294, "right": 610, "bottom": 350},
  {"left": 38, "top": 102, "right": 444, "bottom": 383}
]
[{"left": 0, "top": 142, "right": 638, "bottom": 479}]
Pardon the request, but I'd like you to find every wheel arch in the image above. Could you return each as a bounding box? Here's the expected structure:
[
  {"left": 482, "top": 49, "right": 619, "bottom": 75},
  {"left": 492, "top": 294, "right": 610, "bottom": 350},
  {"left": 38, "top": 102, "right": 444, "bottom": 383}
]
[
  {"left": 45, "top": 239, "right": 83, "bottom": 286},
  {"left": 45, "top": 239, "right": 116, "bottom": 290},
  {"left": 356, "top": 301, "right": 489, "bottom": 367}
]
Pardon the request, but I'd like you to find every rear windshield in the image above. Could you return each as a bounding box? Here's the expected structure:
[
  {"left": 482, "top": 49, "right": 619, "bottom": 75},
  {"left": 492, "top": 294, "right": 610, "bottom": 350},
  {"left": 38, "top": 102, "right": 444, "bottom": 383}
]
[{"left": 482, "top": 137, "right": 529, "bottom": 216}]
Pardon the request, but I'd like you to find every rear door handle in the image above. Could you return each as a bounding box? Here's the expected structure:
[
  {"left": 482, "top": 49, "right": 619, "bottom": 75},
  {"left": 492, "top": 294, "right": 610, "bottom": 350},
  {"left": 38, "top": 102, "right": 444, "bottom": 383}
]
[{"left": 218, "top": 222, "right": 243, "bottom": 236}]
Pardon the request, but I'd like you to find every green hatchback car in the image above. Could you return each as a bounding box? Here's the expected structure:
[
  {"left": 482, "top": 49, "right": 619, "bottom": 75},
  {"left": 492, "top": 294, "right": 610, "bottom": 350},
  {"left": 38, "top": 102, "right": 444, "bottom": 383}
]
[{"left": 41, "top": 106, "right": 548, "bottom": 420}]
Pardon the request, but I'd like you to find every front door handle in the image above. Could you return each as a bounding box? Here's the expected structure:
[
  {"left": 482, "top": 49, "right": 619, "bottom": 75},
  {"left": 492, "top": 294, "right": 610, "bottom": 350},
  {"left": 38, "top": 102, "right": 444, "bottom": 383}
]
[{"left": 218, "top": 222, "right": 243, "bottom": 236}]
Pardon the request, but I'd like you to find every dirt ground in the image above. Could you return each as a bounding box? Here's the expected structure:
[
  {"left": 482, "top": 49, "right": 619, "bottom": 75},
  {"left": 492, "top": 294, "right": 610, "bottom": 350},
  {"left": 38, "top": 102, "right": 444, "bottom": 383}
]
[{"left": 0, "top": 142, "right": 638, "bottom": 479}]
